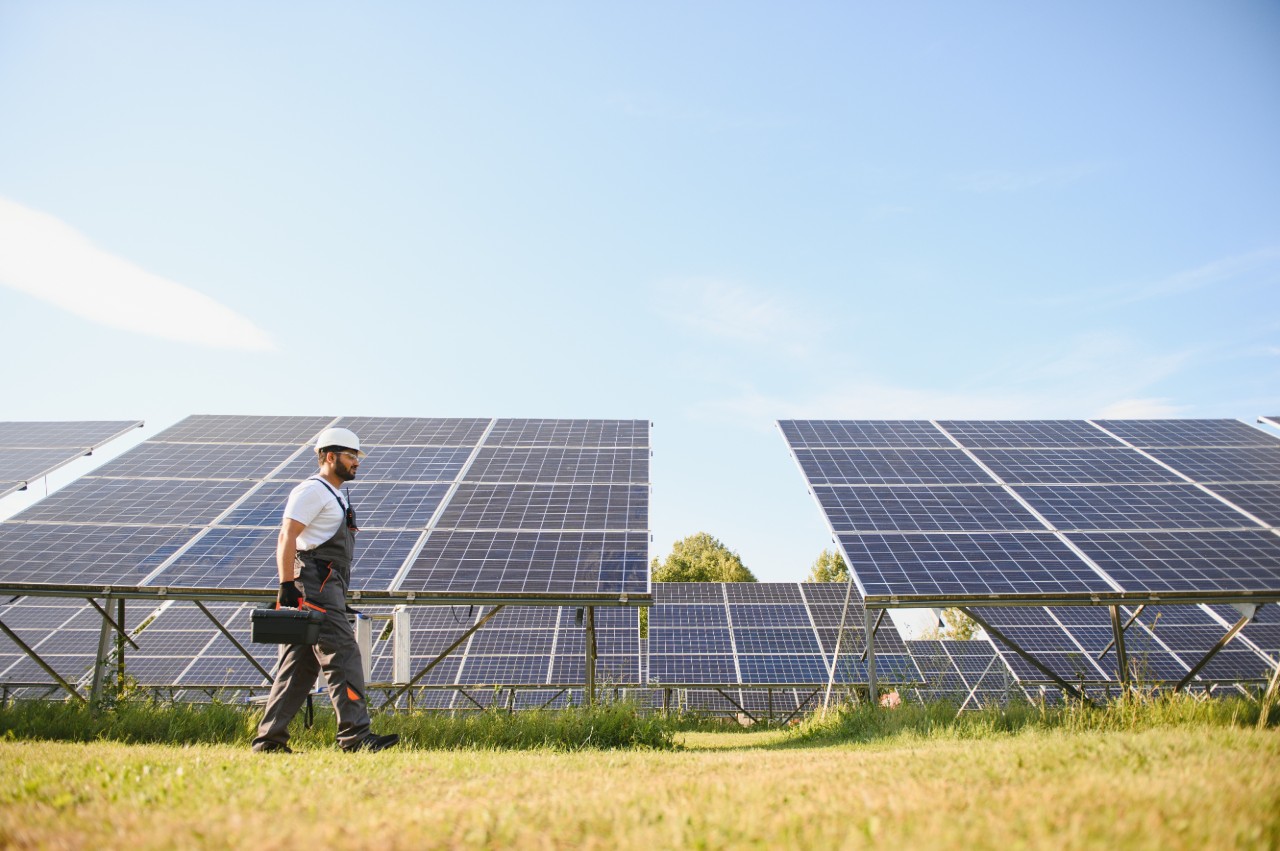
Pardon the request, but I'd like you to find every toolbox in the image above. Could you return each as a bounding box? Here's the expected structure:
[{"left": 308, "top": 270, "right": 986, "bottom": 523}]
[{"left": 251, "top": 606, "right": 324, "bottom": 645}]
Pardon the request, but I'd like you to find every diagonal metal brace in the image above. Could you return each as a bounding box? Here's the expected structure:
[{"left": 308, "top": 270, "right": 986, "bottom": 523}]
[
  {"left": 192, "top": 601, "right": 274, "bottom": 683},
  {"left": 0, "top": 616, "right": 87, "bottom": 703},
  {"left": 1174, "top": 612, "right": 1253, "bottom": 693},
  {"left": 960, "top": 607, "right": 1092, "bottom": 705},
  {"left": 713, "top": 687, "right": 758, "bottom": 724},
  {"left": 859, "top": 608, "right": 886, "bottom": 662},
  {"left": 376, "top": 604, "right": 506, "bottom": 712},
  {"left": 84, "top": 598, "right": 140, "bottom": 651}
]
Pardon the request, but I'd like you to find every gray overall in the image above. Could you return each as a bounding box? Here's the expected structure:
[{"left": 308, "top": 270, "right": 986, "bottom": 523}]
[{"left": 252, "top": 481, "right": 371, "bottom": 750}]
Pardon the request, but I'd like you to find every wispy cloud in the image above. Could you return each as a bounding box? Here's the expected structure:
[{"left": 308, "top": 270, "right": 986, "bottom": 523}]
[
  {"left": 0, "top": 197, "right": 274, "bottom": 351},
  {"left": 952, "top": 163, "right": 1103, "bottom": 194},
  {"left": 1026, "top": 247, "right": 1280, "bottom": 310},
  {"left": 653, "top": 277, "right": 817, "bottom": 357},
  {"left": 691, "top": 332, "right": 1198, "bottom": 428}
]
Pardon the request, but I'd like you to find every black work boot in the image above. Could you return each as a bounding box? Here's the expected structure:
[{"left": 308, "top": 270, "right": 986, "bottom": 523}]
[{"left": 342, "top": 733, "right": 399, "bottom": 753}]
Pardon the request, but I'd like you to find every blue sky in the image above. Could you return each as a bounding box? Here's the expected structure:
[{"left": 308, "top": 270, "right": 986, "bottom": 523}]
[{"left": 2, "top": 2, "right": 1278, "bottom": 582}]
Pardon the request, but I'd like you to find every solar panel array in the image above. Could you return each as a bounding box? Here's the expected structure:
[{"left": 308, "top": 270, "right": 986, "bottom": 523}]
[
  {"left": 0, "top": 420, "right": 142, "bottom": 499},
  {"left": 647, "top": 582, "right": 918, "bottom": 686},
  {"left": 905, "top": 639, "right": 1022, "bottom": 707},
  {"left": 968, "top": 603, "right": 1276, "bottom": 686},
  {"left": 781, "top": 419, "right": 1280, "bottom": 606},
  {"left": 0, "top": 415, "right": 651, "bottom": 600}
]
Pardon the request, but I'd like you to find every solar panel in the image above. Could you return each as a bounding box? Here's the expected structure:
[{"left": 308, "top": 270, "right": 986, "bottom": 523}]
[
  {"left": 793, "top": 448, "right": 992, "bottom": 485},
  {"left": 1048, "top": 606, "right": 1189, "bottom": 683},
  {"left": 0, "top": 420, "right": 142, "bottom": 498},
  {"left": 837, "top": 532, "right": 1114, "bottom": 602},
  {"left": 1066, "top": 530, "right": 1280, "bottom": 595},
  {"left": 148, "top": 415, "right": 333, "bottom": 444},
  {"left": 0, "top": 420, "right": 142, "bottom": 449},
  {"left": 15, "top": 478, "right": 257, "bottom": 526},
  {"left": 971, "top": 448, "right": 1181, "bottom": 484},
  {"left": 813, "top": 485, "right": 1044, "bottom": 532},
  {"left": 1207, "top": 604, "right": 1280, "bottom": 672},
  {"left": 1204, "top": 484, "right": 1280, "bottom": 527},
  {"left": 86, "top": 442, "right": 299, "bottom": 480},
  {"left": 434, "top": 483, "right": 648, "bottom": 531},
  {"left": 154, "top": 528, "right": 422, "bottom": 592},
  {"left": 399, "top": 530, "right": 650, "bottom": 596},
  {"left": 0, "top": 524, "right": 198, "bottom": 586},
  {"left": 1126, "top": 605, "right": 1273, "bottom": 682},
  {"left": 779, "top": 420, "right": 952, "bottom": 449},
  {"left": 331, "top": 417, "right": 491, "bottom": 446},
  {"left": 1095, "top": 419, "right": 1280, "bottom": 448},
  {"left": 968, "top": 606, "right": 1111, "bottom": 684},
  {"left": 464, "top": 447, "right": 649, "bottom": 484},
  {"left": 485, "top": 419, "right": 649, "bottom": 448},
  {"left": 0, "top": 415, "right": 652, "bottom": 604},
  {"left": 1143, "top": 447, "right": 1280, "bottom": 484},
  {"left": 1015, "top": 484, "right": 1264, "bottom": 531},
  {"left": 939, "top": 420, "right": 1124, "bottom": 448},
  {"left": 907, "top": 639, "right": 1021, "bottom": 706}
]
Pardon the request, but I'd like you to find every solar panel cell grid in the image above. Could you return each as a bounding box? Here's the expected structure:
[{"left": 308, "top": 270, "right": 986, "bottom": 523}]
[
  {"left": 486, "top": 420, "right": 649, "bottom": 448},
  {"left": 779, "top": 420, "right": 951, "bottom": 449},
  {"left": 939, "top": 420, "right": 1124, "bottom": 448},
  {"left": 87, "top": 442, "right": 299, "bottom": 480},
  {"left": 13, "top": 478, "right": 257, "bottom": 526},
  {"left": 838, "top": 532, "right": 1113, "bottom": 600},
  {"left": 1095, "top": 419, "right": 1280, "bottom": 448},
  {"left": 1144, "top": 447, "right": 1280, "bottom": 484},
  {"left": 1067, "top": 530, "right": 1280, "bottom": 594},
  {"left": 273, "top": 445, "right": 472, "bottom": 482},
  {"left": 722, "top": 583, "right": 804, "bottom": 604},
  {"left": 436, "top": 483, "right": 648, "bottom": 531},
  {"left": 0, "top": 421, "right": 140, "bottom": 449},
  {"left": 149, "top": 415, "right": 335, "bottom": 444},
  {"left": 1204, "top": 484, "right": 1280, "bottom": 527},
  {"left": 1015, "top": 484, "right": 1262, "bottom": 531},
  {"left": 333, "top": 417, "right": 491, "bottom": 446},
  {"left": 794, "top": 448, "right": 992, "bottom": 485},
  {"left": 814, "top": 485, "right": 1044, "bottom": 532},
  {"left": 464, "top": 448, "right": 649, "bottom": 484},
  {"left": 728, "top": 604, "right": 812, "bottom": 627},
  {"left": 971, "top": 448, "right": 1181, "bottom": 485},
  {"left": 738, "top": 655, "right": 828, "bottom": 684},
  {"left": 0, "top": 524, "right": 197, "bottom": 586},
  {"left": 0, "top": 448, "right": 95, "bottom": 483}
]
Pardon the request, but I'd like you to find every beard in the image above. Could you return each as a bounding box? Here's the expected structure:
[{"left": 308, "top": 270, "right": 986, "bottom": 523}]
[{"left": 335, "top": 460, "right": 357, "bottom": 482}]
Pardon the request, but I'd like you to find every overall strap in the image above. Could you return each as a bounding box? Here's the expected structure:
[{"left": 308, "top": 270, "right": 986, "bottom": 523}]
[{"left": 308, "top": 476, "right": 348, "bottom": 512}]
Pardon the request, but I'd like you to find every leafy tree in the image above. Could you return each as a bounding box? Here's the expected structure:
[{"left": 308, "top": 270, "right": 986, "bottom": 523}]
[
  {"left": 650, "top": 532, "right": 756, "bottom": 583},
  {"left": 918, "top": 607, "right": 981, "bottom": 640},
  {"left": 805, "top": 548, "right": 849, "bottom": 583}
]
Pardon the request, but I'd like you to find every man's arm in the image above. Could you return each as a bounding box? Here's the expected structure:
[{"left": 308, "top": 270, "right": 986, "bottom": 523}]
[{"left": 278, "top": 519, "right": 307, "bottom": 584}]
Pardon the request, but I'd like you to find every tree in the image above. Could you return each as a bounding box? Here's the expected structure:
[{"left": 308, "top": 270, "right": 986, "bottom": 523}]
[
  {"left": 651, "top": 532, "right": 757, "bottom": 583},
  {"left": 805, "top": 548, "right": 849, "bottom": 583},
  {"left": 918, "top": 607, "right": 981, "bottom": 641}
]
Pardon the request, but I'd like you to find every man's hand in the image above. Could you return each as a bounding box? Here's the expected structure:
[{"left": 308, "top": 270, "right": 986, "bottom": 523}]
[{"left": 277, "top": 581, "right": 304, "bottom": 609}]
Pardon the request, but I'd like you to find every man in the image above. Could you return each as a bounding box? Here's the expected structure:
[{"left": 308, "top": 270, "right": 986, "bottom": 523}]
[{"left": 252, "top": 426, "right": 399, "bottom": 753}]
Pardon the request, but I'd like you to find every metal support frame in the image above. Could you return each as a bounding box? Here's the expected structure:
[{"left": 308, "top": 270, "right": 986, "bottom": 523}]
[
  {"left": 376, "top": 604, "right": 506, "bottom": 711},
  {"left": 1097, "top": 604, "right": 1144, "bottom": 661},
  {"left": 84, "top": 598, "right": 140, "bottom": 652},
  {"left": 191, "top": 601, "right": 275, "bottom": 682},
  {"left": 1174, "top": 611, "right": 1253, "bottom": 693},
  {"left": 0, "top": 616, "right": 86, "bottom": 703},
  {"left": 865, "top": 607, "right": 878, "bottom": 703},
  {"left": 713, "top": 687, "right": 757, "bottom": 724},
  {"left": 585, "top": 605, "right": 597, "bottom": 707},
  {"left": 89, "top": 595, "right": 117, "bottom": 709},
  {"left": 1109, "top": 605, "right": 1131, "bottom": 688},
  {"left": 960, "top": 607, "right": 1091, "bottom": 704},
  {"left": 822, "top": 579, "right": 856, "bottom": 713},
  {"left": 859, "top": 609, "right": 886, "bottom": 661},
  {"left": 536, "top": 688, "right": 568, "bottom": 710},
  {"left": 115, "top": 599, "right": 127, "bottom": 691},
  {"left": 780, "top": 688, "right": 821, "bottom": 725}
]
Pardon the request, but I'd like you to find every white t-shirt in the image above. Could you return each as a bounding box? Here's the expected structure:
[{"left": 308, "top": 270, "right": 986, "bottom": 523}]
[{"left": 283, "top": 478, "right": 350, "bottom": 551}]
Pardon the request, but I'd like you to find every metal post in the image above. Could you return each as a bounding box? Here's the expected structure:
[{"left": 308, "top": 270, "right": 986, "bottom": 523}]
[
  {"left": 585, "top": 605, "right": 597, "bottom": 707},
  {"left": 1258, "top": 653, "right": 1280, "bottom": 731},
  {"left": 115, "top": 598, "right": 126, "bottom": 692},
  {"left": 1109, "top": 605, "right": 1130, "bottom": 690},
  {"left": 0, "top": 616, "right": 86, "bottom": 703},
  {"left": 89, "top": 595, "right": 115, "bottom": 710},
  {"left": 865, "top": 607, "right": 878, "bottom": 706},
  {"left": 961, "top": 607, "right": 1091, "bottom": 704},
  {"left": 377, "top": 604, "right": 506, "bottom": 712}
]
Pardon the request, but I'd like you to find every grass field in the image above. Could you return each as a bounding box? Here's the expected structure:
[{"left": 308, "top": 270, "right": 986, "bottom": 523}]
[{"left": 2, "top": 702, "right": 1278, "bottom": 849}]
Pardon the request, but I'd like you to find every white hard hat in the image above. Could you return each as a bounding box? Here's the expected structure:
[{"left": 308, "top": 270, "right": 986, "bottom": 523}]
[{"left": 314, "top": 426, "right": 366, "bottom": 457}]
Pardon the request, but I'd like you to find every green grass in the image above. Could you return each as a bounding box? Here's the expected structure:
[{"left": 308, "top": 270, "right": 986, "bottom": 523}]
[
  {"left": 2, "top": 722, "right": 1277, "bottom": 848},
  {"left": 0, "top": 699, "right": 675, "bottom": 751}
]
